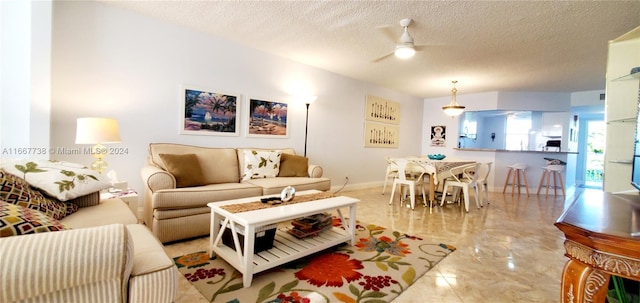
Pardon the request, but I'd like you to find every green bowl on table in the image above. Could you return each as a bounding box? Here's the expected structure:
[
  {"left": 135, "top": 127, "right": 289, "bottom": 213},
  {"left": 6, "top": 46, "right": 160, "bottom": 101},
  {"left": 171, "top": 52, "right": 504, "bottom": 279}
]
[{"left": 427, "top": 154, "right": 446, "bottom": 160}]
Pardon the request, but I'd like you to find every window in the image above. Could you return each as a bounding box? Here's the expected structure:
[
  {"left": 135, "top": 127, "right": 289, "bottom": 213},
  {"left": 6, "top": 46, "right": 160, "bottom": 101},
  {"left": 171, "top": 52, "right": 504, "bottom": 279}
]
[
  {"left": 505, "top": 112, "right": 531, "bottom": 150},
  {"left": 462, "top": 119, "right": 477, "bottom": 139}
]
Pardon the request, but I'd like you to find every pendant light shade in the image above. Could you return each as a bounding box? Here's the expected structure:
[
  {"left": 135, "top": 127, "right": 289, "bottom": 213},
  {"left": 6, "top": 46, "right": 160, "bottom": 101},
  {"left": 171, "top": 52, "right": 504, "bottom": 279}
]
[{"left": 442, "top": 80, "right": 465, "bottom": 117}]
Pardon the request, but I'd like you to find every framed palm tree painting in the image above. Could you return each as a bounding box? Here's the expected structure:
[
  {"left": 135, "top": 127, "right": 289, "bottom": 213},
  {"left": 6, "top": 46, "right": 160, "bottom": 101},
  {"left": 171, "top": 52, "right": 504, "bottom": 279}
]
[
  {"left": 247, "top": 98, "right": 289, "bottom": 138},
  {"left": 181, "top": 85, "right": 240, "bottom": 136}
]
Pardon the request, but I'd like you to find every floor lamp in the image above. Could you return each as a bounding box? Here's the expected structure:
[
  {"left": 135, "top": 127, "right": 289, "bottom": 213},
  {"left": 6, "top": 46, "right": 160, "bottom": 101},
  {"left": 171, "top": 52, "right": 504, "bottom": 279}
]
[{"left": 303, "top": 96, "right": 317, "bottom": 157}]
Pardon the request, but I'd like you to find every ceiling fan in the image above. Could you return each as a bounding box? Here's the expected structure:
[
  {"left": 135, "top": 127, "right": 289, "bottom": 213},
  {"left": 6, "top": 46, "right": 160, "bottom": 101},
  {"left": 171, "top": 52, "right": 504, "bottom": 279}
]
[{"left": 373, "top": 18, "right": 425, "bottom": 62}]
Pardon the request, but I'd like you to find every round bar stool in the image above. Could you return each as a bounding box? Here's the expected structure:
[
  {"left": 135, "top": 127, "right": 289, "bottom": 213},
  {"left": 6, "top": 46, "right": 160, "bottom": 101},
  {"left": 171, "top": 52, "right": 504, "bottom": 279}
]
[
  {"left": 537, "top": 165, "right": 565, "bottom": 197},
  {"left": 502, "top": 163, "right": 530, "bottom": 197}
]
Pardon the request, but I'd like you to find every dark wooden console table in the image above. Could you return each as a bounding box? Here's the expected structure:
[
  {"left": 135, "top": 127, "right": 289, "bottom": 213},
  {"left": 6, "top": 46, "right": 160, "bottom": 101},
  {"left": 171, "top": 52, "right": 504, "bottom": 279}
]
[{"left": 555, "top": 191, "right": 640, "bottom": 302}]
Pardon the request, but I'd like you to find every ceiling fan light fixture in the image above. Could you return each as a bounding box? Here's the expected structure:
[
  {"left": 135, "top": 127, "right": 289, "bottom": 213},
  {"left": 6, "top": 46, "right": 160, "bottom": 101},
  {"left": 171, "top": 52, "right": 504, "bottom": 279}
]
[
  {"left": 442, "top": 80, "right": 466, "bottom": 117},
  {"left": 394, "top": 44, "right": 415, "bottom": 59}
]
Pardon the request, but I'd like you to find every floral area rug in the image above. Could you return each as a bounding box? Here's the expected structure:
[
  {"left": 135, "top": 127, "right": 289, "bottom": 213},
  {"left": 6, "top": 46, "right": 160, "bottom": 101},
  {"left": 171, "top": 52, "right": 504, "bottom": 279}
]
[{"left": 174, "top": 219, "right": 456, "bottom": 303}]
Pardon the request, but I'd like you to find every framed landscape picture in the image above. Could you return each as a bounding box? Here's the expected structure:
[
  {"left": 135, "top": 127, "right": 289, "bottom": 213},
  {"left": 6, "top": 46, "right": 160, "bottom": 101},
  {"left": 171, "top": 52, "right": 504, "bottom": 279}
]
[
  {"left": 181, "top": 86, "right": 240, "bottom": 136},
  {"left": 247, "top": 98, "right": 288, "bottom": 138}
]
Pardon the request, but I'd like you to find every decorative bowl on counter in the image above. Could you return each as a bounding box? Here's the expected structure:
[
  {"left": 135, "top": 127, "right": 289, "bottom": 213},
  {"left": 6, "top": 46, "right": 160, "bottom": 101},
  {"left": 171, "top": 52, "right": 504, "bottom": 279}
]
[{"left": 427, "top": 154, "right": 446, "bottom": 160}]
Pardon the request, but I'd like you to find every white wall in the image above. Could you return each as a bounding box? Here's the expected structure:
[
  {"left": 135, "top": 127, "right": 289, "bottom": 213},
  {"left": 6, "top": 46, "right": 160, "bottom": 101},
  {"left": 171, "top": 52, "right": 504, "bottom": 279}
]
[
  {"left": 49, "top": 1, "right": 424, "bottom": 193},
  {"left": 571, "top": 90, "right": 605, "bottom": 107},
  {"left": 497, "top": 92, "right": 571, "bottom": 111},
  {"left": 0, "top": 0, "right": 51, "bottom": 159}
]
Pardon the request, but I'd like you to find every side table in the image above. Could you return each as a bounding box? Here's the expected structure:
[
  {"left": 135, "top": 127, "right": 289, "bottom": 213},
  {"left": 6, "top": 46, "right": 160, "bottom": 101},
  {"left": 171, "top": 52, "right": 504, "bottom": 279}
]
[
  {"left": 100, "top": 188, "right": 140, "bottom": 220},
  {"left": 554, "top": 191, "right": 640, "bottom": 302}
]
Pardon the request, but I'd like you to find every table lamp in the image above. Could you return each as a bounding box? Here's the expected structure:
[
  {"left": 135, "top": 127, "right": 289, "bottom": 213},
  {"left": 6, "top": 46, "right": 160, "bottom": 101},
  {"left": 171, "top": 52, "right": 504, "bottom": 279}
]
[{"left": 75, "top": 117, "right": 121, "bottom": 173}]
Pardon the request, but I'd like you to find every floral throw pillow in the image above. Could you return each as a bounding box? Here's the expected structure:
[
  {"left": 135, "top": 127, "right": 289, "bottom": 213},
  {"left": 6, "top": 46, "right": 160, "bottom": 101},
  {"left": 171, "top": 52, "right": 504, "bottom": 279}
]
[
  {"left": 0, "top": 200, "right": 69, "bottom": 237},
  {"left": 1, "top": 159, "right": 111, "bottom": 201},
  {"left": 241, "top": 150, "right": 281, "bottom": 181}
]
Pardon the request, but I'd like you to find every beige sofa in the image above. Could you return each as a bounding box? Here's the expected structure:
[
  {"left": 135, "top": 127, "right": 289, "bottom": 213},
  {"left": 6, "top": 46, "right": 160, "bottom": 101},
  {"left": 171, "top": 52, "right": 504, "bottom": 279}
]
[
  {"left": 0, "top": 192, "right": 178, "bottom": 303},
  {"left": 140, "top": 143, "right": 332, "bottom": 243}
]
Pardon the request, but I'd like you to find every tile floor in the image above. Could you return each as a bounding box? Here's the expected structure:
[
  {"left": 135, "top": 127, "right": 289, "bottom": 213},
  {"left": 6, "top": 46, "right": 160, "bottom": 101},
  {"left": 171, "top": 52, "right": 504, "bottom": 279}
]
[{"left": 163, "top": 186, "right": 587, "bottom": 302}]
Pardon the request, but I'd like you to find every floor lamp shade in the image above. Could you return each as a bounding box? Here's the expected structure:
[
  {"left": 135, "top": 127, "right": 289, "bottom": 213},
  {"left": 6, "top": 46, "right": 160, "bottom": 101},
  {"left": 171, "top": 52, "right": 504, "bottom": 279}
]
[{"left": 75, "top": 117, "right": 121, "bottom": 173}]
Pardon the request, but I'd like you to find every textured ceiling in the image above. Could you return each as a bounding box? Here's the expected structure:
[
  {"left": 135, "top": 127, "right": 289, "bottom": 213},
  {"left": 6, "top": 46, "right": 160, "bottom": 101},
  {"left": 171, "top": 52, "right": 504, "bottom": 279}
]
[{"left": 100, "top": 0, "right": 640, "bottom": 98}]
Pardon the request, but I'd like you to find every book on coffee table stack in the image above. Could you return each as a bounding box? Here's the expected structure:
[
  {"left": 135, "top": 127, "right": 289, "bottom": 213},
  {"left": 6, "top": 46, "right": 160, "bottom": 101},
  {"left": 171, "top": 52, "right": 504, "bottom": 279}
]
[{"left": 288, "top": 213, "right": 332, "bottom": 239}]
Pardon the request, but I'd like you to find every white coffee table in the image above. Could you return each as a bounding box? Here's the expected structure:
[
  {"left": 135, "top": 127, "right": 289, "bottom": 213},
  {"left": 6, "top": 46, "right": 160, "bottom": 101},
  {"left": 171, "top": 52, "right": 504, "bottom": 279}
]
[{"left": 208, "top": 191, "right": 359, "bottom": 288}]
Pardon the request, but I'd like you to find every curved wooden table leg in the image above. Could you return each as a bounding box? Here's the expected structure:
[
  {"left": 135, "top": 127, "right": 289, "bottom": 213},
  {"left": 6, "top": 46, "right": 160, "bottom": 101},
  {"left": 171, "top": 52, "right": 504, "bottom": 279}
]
[{"left": 560, "top": 259, "right": 610, "bottom": 303}]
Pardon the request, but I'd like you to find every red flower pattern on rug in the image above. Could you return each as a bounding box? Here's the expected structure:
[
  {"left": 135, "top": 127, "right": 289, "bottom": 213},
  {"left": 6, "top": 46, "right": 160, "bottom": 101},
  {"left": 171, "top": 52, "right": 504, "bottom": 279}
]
[
  {"left": 174, "top": 218, "right": 456, "bottom": 303},
  {"left": 294, "top": 252, "right": 364, "bottom": 287}
]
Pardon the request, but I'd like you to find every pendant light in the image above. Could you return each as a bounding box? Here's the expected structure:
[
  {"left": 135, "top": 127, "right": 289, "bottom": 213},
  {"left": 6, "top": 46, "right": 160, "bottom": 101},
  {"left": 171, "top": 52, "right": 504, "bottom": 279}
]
[{"left": 442, "top": 80, "right": 465, "bottom": 117}]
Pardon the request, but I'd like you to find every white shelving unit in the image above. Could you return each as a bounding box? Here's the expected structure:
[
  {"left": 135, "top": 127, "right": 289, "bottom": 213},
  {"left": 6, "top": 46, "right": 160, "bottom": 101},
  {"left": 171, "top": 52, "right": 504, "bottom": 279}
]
[
  {"left": 603, "top": 26, "right": 640, "bottom": 193},
  {"left": 212, "top": 226, "right": 350, "bottom": 275}
]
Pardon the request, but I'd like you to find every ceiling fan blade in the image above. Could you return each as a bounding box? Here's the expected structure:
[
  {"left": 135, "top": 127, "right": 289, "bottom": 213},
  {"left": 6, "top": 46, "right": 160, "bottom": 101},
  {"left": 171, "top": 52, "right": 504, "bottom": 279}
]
[
  {"left": 376, "top": 25, "right": 398, "bottom": 43},
  {"left": 372, "top": 51, "right": 394, "bottom": 63},
  {"left": 414, "top": 45, "right": 427, "bottom": 52},
  {"left": 413, "top": 43, "right": 448, "bottom": 53}
]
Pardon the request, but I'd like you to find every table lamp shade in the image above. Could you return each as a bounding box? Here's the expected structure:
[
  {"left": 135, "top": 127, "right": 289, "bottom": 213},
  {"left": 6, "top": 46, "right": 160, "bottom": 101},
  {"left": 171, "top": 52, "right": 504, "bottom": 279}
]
[
  {"left": 75, "top": 117, "right": 121, "bottom": 173},
  {"left": 75, "top": 117, "right": 121, "bottom": 144}
]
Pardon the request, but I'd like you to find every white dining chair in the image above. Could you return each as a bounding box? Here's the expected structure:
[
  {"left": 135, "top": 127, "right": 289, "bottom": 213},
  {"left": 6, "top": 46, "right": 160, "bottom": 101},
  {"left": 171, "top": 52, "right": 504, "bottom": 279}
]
[
  {"left": 439, "top": 163, "right": 481, "bottom": 212},
  {"left": 388, "top": 158, "right": 427, "bottom": 210},
  {"left": 381, "top": 156, "right": 398, "bottom": 195},
  {"left": 476, "top": 162, "right": 493, "bottom": 206}
]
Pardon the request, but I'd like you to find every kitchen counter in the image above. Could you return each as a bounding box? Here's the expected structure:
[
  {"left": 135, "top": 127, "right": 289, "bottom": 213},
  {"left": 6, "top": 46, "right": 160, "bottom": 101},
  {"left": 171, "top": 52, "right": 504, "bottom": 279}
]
[
  {"left": 449, "top": 148, "right": 578, "bottom": 192},
  {"left": 454, "top": 148, "right": 578, "bottom": 154}
]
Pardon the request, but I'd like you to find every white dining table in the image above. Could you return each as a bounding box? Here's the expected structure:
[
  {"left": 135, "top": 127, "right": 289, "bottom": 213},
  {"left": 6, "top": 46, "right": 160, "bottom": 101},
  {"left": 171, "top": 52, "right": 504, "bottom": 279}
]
[{"left": 397, "top": 157, "right": 476, "bottom": 204}]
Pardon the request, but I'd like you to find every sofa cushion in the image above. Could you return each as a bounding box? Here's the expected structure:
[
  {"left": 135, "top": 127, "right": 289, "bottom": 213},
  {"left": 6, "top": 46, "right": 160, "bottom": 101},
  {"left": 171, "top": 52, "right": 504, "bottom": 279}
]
[
  {"left": 244, "top": 177, "right": 332, "bottom": 195},
  {"left": 241, "top": 149, "right": 281, "bottom": 181},
  {"left": 158, "top": 153, "right": 205, "bottom": 188},
  {"left": 152, "top": 182, "right": 263, "bottom": 210},
  {"left": 1, "top": 159, "right": 110, "bottom": 201},
  {"left": 0, "top": 224, "right": 132, "bottom": 303},
  {"left": 0, "top": 169, "right": 73, "bottom": 220},
  {"left": 127, "top": 223, "right": 178, "bottom": 302},
  {"left": 149, "top": 143, "right": 240, "bottom": 184},
  {"left": 61, "top": 198, "right": 138, "bottom": 229},
  {"left": 67, "top": 191, "right": 100, "bottom": 208},
  {"left": 126, "top": 224, "right": 175, "bottom": 276},
  {"left": 0, "top": 200, "right": 69, "bottom": 237},
  {"left": 278, "top": 153, "right": 309, "bottom": 177}
]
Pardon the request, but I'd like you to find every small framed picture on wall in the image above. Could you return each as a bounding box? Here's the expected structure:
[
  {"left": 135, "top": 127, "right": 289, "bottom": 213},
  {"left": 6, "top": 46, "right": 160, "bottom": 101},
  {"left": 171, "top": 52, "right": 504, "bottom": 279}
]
[
  {"left": 431, "top": 125, "right": 446, "bottom": 146},
  {"left": 246, "top": 98, "right": 289, "bottom": 138},
  {"left": 180, "top": 85, "right": 240, "bottom": 136}
]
